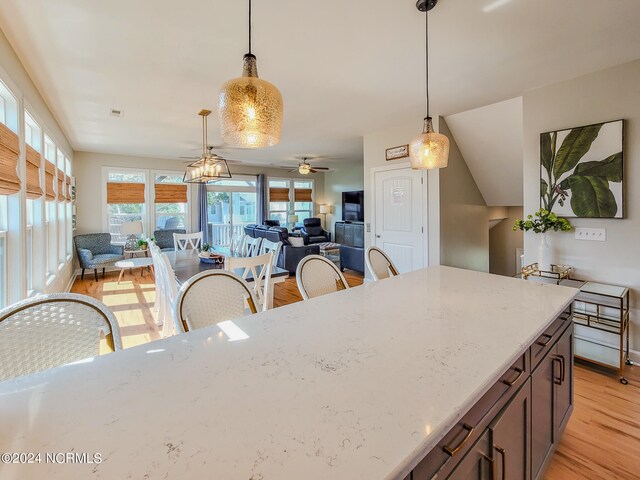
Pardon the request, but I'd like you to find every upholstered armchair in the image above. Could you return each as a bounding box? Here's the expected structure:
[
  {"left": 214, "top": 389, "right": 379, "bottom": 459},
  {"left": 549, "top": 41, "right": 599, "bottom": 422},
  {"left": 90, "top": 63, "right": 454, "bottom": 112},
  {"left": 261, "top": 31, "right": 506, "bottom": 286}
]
[
  {"left": 300, "top": 218, "right": 331, "bottom": 244},
  {"left": 153, "top": 229, "right": 186, "bottom": 251},
  {"left": 74, "top": 234, "right": 125, "bottom": 281}
]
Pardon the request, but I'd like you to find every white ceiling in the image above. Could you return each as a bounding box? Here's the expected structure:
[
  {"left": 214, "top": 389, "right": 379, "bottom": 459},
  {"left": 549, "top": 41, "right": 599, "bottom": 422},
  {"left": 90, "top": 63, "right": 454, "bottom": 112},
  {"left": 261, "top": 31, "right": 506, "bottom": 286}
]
[
  {"left": 446, "top": 97, "right": 523, "bottom": 206},
  {"left": 1, "top": 0, "right": 640, "bottom": 168}
]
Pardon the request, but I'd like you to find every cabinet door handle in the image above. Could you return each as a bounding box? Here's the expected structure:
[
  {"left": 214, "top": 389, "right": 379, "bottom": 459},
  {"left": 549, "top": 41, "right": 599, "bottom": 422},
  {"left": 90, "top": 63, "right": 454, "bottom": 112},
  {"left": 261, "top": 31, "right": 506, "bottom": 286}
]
[
  {"left": 494, "top": 446, "right": 506, "bottom": 480},
  {"left": 558, "top": 354, "right": 566, "bottom": 383},
  {"left": 442, "top": 423, "right": 475, "bottom": 457},
  {"left": 502, "top": 367, "right": 525, "bottom": 387},
  {"left": 483, "top": 454, "right": 495, "bottom": 480},
  {"left": 552, "top": 355, "right": 563, "bottom": 385},
  {"left": 536, "top": 333, "right": 553, "bottom": 347}
]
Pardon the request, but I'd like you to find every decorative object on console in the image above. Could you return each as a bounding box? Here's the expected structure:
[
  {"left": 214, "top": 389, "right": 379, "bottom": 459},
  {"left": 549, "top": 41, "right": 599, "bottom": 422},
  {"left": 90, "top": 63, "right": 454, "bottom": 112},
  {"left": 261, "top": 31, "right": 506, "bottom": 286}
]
[
  {"left": 183, "top": 110, "right": 232, "bottom": 183},
  {"left": 218, "top": 0, "right": 283, "bottom": 148},
  {"left": 120, "top": 220, "right": 144, "bottom": 251},
  {"left": 409, "top": 0, "right": 449, "bottom": 170},
  {"left": 288, "top": 214, "right": 299, "bottom": 231},
  {"left": 540, "top": 119, "right": 623, "bottom": 218},
  {"left": 385, "top": 144, "right": 409, "bottom": 161},
  {"left": 513, "top": 208, "right": 571, "bottom": 271}
]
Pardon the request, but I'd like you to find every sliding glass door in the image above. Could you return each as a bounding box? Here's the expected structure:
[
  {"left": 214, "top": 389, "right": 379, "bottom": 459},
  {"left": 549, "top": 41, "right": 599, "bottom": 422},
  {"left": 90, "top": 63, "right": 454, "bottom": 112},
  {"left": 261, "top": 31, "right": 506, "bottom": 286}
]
[{"left": 206, "top": 176, "right": 257, "bottom": 246}]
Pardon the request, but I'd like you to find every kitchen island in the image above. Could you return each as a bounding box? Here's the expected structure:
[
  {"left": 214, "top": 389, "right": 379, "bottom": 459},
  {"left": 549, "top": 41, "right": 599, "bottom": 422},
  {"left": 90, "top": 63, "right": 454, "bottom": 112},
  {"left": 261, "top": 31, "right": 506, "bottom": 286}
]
[{"left": 0, "top": 266, "right": 577, "bottom": 479}]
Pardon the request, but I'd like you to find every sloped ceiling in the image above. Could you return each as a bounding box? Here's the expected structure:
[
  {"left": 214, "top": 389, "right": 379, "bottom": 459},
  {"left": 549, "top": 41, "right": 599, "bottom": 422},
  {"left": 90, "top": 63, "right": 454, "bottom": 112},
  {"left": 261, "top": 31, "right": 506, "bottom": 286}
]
[{"left": 445, "top": 97, "right": 523, "bottom": 206}]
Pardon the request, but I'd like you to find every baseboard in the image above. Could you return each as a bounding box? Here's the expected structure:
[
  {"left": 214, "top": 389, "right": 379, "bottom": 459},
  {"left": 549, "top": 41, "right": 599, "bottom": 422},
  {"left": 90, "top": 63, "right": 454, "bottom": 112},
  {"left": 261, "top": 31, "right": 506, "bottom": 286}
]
[
  {"left": 64, "top": 272, "right": 77, "bottom": 292},
  {"left": 628, "top": 348, "right": 640, "bottom": 364}
]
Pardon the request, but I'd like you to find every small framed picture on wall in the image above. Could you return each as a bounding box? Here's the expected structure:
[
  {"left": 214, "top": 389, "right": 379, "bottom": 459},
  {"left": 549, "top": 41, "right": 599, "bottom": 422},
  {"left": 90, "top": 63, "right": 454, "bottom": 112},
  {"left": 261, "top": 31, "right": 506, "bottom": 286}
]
[{"left": 385, "top": 144, "right": 409, "bottom": 161}]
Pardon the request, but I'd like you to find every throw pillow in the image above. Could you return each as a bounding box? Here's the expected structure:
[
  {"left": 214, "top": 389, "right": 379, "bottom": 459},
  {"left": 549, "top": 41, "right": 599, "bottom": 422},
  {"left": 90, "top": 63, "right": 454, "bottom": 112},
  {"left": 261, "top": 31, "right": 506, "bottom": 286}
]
[{"left": 289, "top": 237, "right": 305, "bottom": 247}]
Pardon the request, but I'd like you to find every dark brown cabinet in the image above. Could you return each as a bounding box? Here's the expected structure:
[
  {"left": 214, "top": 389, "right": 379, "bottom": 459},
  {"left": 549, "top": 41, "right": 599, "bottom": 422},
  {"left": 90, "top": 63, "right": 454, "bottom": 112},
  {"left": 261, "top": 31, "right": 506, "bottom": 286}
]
[
  {"left": 531, "top": 324, "right": 574, "bottom": 480},
  {"left": 490, "top": 378, "right": 531, "bottom": 480},
  {"left": 448, "top": 430, "right": 492, "bottom": 480}
]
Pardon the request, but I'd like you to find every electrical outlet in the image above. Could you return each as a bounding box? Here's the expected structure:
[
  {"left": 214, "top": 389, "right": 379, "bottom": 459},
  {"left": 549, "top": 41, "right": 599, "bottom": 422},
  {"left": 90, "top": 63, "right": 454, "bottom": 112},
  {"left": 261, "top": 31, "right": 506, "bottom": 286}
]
[{"left": 575, "top": 227, "right": 606, "bottom": 242}]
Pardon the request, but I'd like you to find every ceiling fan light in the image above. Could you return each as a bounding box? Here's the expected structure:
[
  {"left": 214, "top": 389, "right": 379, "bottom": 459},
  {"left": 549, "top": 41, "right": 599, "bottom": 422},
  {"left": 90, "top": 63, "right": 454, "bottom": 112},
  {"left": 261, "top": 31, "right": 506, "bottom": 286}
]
[
  {"left": 410, "top": 117, "right": 450, "bottom": 169},
  {"left": 298, "top": 163, "right": 311, "bottom": 175},
  {"left": 219, "top": 55, "right": 283, "bottom": 148}
]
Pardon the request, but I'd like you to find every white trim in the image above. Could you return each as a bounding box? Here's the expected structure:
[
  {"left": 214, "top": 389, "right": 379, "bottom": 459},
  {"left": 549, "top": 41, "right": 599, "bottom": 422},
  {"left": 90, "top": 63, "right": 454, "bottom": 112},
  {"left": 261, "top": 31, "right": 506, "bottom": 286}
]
[
  {"left": 101, "top": 166, "right": 150, "bottom": 240},
  {"left": 369, "top": 162, "right": 429, "bottom": 270}
]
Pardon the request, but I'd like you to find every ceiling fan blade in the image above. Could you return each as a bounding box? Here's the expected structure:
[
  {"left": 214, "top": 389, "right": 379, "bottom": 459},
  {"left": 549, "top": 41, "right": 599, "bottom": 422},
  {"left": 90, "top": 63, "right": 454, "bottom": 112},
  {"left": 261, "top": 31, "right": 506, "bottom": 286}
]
[
  {"left": 312, "top": 167, "right": 330, "bottom": 170},
  {"left": 309, "top": 169, "right": 318, "bottom": 173}
]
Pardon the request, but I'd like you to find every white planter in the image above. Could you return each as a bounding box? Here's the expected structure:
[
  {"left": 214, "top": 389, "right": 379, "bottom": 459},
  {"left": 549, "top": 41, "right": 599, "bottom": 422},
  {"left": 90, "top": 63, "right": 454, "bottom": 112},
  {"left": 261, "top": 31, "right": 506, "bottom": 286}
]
[{"left": 538, "top": 232, "right": 552, "bottom": 272}]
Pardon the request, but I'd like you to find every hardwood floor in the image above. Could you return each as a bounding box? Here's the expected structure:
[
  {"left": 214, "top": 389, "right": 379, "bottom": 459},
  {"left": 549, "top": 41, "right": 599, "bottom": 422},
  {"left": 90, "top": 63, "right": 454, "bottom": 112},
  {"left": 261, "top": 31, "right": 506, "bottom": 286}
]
[
  {"left": 545, "top": 360, "right": 640, "bottom": 480},
  {"left": 72, "top": 270, "right": 639, "bottom": 479}
]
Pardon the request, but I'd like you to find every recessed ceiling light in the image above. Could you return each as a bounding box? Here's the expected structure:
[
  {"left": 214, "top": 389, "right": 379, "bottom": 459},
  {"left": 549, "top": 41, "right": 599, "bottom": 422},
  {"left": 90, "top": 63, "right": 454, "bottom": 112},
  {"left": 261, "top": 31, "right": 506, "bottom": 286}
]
[{"left": 109, "top": 108, "right": 124, "bottom": 117}]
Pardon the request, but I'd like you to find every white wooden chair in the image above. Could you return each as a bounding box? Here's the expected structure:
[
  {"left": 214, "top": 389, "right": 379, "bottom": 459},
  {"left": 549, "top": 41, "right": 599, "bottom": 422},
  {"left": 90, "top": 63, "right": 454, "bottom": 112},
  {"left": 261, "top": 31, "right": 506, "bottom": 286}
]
[
  {"left": 366, "top": 246, "right": 399, "bottom": 281},
  {"left": 173, "top": 271, "right": 259, "bottom": 333},
  {"left": 296, "top": 254, "right": 349, "bottom": 300},
  {"left": 158, "top": 252, "right": 179, "bottom": 337},
  {"left": 259, "top": 239, "right": 283, "bottom": 268},
  {"left": 243, "top": 236, "right": 262, "bottom": 257},
  {"left": 226, "top": 252, "right": 274, "bottom": 311},
  {"left": 0, "top": 293, "right": 122, "bottom": 382},
  {"left": 173, "top": 232, "right": 203, "bottom": 251},
  {"left": 148, "top": 242, "right": 165, "bottom": 326},
  {"left": 230, "top": 233, "right": 246, "bottom": 255}
]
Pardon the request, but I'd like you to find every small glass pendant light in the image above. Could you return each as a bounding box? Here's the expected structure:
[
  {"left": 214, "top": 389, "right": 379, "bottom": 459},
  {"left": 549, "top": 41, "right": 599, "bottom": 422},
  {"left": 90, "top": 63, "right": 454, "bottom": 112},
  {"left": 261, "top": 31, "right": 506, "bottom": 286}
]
[
  {"left": 410, "top": 0, "right": 449, "bottom": 170},
  {"left": 183, "top": 110, "right": 232, "bottom": 183},
  {"left": 218, "top": 0, "right": 283, "bottom": 148}
]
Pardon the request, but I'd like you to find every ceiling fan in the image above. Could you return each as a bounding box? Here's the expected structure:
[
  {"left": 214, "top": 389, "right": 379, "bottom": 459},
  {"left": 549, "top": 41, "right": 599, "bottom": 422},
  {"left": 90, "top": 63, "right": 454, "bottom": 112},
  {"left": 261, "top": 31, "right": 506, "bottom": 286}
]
[
  {"left": 288, "top": 156, "right": 330, "bottom": 175},
  {"left": 179, "top": 146, "right": 242, "bottom": 165}
]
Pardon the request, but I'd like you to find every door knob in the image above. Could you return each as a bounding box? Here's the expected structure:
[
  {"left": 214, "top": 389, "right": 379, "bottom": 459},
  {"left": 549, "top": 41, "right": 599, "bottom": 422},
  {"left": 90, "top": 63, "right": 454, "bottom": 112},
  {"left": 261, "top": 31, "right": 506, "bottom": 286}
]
[{"left": 376, "top": 234, "right": 381, "bottom": 238}]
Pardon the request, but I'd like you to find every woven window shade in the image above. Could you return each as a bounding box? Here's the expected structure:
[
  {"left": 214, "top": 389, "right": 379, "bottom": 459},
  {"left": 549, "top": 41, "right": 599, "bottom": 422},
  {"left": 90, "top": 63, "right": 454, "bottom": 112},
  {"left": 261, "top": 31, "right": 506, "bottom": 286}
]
[
  {"left": 45, "top": 160, "right": 56, "bottom": 201},
  {"left": 107, "top": 182, "right": 145, "bottom": 204},
  {"left": 269, "top": 187, "right": 290, "bottom": 202},
  {"left": 25, "top": 145, "right": 43, "bottom": 199},
  {"left": 65, "top": 175, "right": 72, "bottom": 201},
  {"left": 294, "top": 188, "right": 312, "bottom": 202},
  {"left": 0, "top": 123, "right": 21, "bottom": 196},
  {"left": 155, "top": 183, "right": 187, "bottom": 203},
  {"left": 57, "top": 170, "right": 66, "bottom": 201}
]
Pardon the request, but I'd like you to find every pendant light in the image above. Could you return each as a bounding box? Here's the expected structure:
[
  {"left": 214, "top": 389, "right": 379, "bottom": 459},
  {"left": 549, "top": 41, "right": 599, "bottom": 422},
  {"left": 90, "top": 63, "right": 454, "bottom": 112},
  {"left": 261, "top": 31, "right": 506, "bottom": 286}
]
[
  {"left": 183, "top": 109, "right": 232, "bottom": 183},
  {"left": 409, "top": 0, "right": 449, "bottom": 170},
  {"left": 218, "top": 0, "right": 283, "bottom": 148}
]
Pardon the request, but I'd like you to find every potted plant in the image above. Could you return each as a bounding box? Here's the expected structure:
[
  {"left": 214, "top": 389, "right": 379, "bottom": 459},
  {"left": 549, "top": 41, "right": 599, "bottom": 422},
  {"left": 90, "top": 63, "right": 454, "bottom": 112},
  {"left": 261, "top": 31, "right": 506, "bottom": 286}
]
[
  {"left": 513, "top": 208, "right": 572, "bottom": 271},
  {"left": 137, "top": 238, "right": 152, "bottom": 251}
]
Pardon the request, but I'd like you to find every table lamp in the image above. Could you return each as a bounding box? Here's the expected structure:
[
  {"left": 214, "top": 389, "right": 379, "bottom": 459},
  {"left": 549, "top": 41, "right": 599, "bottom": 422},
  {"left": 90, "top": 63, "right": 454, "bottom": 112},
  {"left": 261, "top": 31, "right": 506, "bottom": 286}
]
[
  {"left": 120, "top": 220, "right": 144, "bottom": 250},
  {"left": 288, "top": 214, "right": 299, "bottom": 231},
  {"left": 319, "top": 204, "right": 329, "bottom": 227}
]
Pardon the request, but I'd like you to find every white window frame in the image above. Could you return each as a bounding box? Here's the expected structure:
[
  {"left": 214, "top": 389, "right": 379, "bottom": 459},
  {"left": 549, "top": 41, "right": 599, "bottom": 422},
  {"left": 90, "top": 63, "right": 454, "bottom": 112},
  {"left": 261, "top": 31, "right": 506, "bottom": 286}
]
[
  {"left": 152, "top": 169, "right": 190, "bottom": 233},
  {"left": 267, "top": 177, "right": 315, "bottom": 225},
  {"left": 102, "top": 167, "right": 150, "bottom": 244}
]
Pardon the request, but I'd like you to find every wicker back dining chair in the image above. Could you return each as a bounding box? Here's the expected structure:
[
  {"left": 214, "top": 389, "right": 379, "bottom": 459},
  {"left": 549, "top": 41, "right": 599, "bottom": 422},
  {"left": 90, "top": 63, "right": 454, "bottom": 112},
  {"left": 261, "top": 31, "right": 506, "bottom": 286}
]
[
  {"left": 365, "top": 246, "right": 400, "bottom": 281},
  {"left": 173, "top": 232, "right": 203, "bottom": 251},
  {"left": 0, "top": 293, "right": 122, "bottom": 382},
  {"left": 226, "top": 252, "right": 274, "bottom": 311},
  {"left": 296, "top": 254, "right": 349, "bottom": 300},
  {"left": 173, "top": 271, "right": 259, "bottom": 333}
]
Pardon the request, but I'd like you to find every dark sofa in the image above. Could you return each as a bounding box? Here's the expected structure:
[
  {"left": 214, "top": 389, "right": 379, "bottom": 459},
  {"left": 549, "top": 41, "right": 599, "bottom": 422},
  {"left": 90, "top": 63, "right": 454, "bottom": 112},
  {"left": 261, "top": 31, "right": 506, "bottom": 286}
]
[{"left": 244, "top": 224, "right": 319, "bottom": 274}]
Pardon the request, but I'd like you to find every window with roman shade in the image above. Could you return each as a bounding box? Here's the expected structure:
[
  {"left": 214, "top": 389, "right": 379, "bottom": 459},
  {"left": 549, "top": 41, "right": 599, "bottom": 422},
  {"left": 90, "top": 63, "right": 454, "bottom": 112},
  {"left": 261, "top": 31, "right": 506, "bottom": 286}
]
[
  {"left": 294, "top": 188, "right": 312, "bottom": 202},
  {"left": 269, "top": 187, "right": 290, "bottom": 202},
  {"left": 0, "top": 122, "right": 20, "bottom": 196},
  {"left": 106, "top": 182, "right": 145, "bottom": 204},
  {"left": 65, "top": 175, "right": 72, "bottom": 202},
  {"left": 25, "top": 144, "right": 43, "bottom": 199},
  {"left": 154, "top": 183, "right": 187, "bottom": 203},
  {"left": 44, "top": 160, "right": 56, "bottom": 201},
  {"left": 57, "top": 170, "right": 65, "bottom": 202}
]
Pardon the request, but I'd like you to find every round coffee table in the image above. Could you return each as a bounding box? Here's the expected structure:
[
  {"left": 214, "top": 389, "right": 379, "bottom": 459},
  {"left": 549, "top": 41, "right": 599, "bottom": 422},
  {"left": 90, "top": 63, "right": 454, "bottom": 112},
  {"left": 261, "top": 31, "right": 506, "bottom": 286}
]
[{"left": 115, "top": 257, "right": 154, "bottom": 284}]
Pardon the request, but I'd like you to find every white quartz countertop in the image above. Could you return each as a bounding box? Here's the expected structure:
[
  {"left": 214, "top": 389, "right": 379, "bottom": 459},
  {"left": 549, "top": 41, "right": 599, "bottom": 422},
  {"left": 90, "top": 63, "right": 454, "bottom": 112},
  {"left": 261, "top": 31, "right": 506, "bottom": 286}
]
[{"left": 0, "top": 266, "right": 577, "bottom": 480}]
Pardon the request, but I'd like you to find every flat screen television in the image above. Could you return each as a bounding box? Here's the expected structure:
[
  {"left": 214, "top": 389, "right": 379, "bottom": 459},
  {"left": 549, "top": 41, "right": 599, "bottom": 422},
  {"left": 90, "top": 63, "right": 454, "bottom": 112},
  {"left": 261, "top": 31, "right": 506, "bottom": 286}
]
[{"left": 342, "top": 190, "right": 364, "bottom": 222}]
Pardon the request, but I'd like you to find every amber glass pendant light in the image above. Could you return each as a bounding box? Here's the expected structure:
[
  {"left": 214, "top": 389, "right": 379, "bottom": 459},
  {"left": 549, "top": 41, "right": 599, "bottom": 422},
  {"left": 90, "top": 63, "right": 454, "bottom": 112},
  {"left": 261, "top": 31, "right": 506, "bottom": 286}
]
[
  {"left": 218, "top": 0, "right": 283, "bottom": 148},
  {"left": 410, "top": 0, "right": 449, "bottom": 170}
]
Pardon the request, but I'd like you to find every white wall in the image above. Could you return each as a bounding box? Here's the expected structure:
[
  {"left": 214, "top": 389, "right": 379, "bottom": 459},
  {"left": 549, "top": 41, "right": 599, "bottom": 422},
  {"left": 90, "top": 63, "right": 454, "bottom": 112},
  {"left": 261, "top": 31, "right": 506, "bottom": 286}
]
[
  {"left": 363, "top": 118, "right": 441, "bottom": 268},
  {"left": 74, "top": 151, "right": 326, "bottom": 235},
  {"left": 323, "top": 162, "right": 364, "bottom": 235},
  {"left": 523, "top": 59, "right": 640, "bottom": 355}
]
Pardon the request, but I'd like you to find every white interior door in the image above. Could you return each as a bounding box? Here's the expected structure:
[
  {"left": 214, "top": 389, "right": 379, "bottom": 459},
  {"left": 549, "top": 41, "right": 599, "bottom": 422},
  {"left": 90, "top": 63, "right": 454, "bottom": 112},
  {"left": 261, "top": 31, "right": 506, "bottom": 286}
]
[{"left": 374, "top": 168, "right": 424, "bottom": 273}]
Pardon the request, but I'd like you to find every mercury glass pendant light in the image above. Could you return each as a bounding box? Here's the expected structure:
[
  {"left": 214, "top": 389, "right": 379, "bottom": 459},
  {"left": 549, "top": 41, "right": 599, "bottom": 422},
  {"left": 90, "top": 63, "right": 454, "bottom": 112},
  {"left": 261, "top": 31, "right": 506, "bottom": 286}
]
[
  {"left": 409, "top": 0, "right": 449, "bottom": 170},
  {"left": 183, "top": 109, "right": 232, "bottom": 183},
  {"left": 218, "top": 0, "right": 283, "bottom": 148}
]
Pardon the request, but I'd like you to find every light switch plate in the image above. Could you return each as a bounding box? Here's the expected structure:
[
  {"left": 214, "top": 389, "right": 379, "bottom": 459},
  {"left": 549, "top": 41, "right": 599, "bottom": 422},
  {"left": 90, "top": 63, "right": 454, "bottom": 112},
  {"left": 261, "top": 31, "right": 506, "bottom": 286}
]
[{"left": 575, "top": 227, "right": 606, "bottom": 242}]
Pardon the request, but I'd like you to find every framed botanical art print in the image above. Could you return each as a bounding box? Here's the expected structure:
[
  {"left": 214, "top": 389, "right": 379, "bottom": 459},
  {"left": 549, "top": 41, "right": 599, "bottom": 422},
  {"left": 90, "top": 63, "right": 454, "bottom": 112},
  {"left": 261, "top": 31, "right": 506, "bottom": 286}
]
[{"left": 540, "top": 119, "right": 624, "bottom": 218}]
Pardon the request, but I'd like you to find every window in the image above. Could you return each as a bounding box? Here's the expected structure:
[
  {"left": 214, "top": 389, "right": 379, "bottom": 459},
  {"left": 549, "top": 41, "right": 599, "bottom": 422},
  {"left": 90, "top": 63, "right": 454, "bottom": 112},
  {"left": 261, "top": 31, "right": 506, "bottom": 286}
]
[
  {"left": 44, "top": 135, "right": 57, "bottom": 277},
  {"left": 26, "top": 199, "right": 34, "bottom": 292},
  {"left": 206, "top": 176, "right": 257, "bottom": 246},
  {"left": 0, "top": 196, "right": 7, "bottom": 308},
  {"left": 154, "top": 172, "right": 188, "bottom": 231},
  {"left": 0, "top": 79, "right": 18, "bottom": 132},
  {"left": 268, "top": 178, "right": 314, "bottom": 227},
  {"left": 105, "top": 169, "right": 147, "bottom": 243}
]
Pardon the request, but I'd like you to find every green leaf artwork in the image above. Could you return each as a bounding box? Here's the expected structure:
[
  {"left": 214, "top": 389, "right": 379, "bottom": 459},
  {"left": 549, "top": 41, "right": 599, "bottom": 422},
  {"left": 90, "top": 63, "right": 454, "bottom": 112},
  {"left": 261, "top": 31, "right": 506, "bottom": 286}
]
[{"left": 540, "top": 120, "right": 624, "bottom": 218}]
